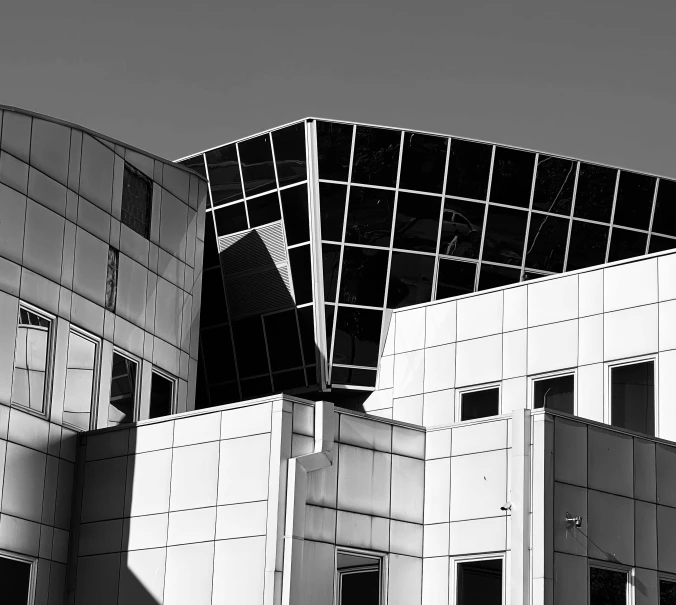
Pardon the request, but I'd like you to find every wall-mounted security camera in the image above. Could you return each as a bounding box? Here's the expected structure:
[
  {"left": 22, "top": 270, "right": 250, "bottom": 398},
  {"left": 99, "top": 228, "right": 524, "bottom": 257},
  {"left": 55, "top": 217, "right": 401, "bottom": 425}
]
[
  {"left": 500, "top": 502, "right": 512, "bottom": 511},
  {"left": 565, "top": 512, "right": 582, "bottom": 528}
]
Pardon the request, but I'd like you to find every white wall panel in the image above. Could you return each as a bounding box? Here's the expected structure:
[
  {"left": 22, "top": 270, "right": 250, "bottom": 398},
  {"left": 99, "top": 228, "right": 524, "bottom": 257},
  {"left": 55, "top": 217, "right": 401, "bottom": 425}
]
[
  {"left": 527, "top": 319, "right": 578, "bottom": 375},
  {"left": 425, "top": 301, "right": 456, "bottom": 348},
  {"left": 455, "top": 335, "right": 502, "bottom": 387},
  {"left": 457, "top": 291, "right": 503, "bottom": 341},
  {"left": 395, "top": 307, "right": 426, "bottom": 353},
  {"left": 604, "top": 257, "right": 658, "bottom": 312},
  {"left": 604, "top": 304, "right": 658, "bottom": 360},
  {"left": 528, "top": 274, "right": 578, "bottom": 327}
]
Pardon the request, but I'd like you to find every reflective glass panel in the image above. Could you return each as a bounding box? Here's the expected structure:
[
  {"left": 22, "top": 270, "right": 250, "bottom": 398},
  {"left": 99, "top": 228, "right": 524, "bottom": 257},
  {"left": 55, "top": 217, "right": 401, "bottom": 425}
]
[
  {"left": 387, "top": 252, "right": 435, "bottom": 308},
  {"left": 274, "top": 369, "right": 306, "bottom": 392},
  {"left": 63, "top": 331, "right": 97, "bottom": 431},
  {"left": 439, "top": 198, "right": 485, "bottom": 259},
  {"left": 180, "top": 153, "right": 207, "bottom": 179},
  {"left": 213, "top": 202, "right": 248, "bottom": 236},
  {"left": 203, "top": 214, "right": 220, "bottom": 270},
  {"left": 333, "top": 307, "right": 382, "bottom": 367},
  {"left": 461, "top": 388, "right": 500, "bottom": 421},
  {"left": 325, "top": 304, "right": 335, "bottom": 359},
  {"left": 12, "top": 307, "right": 51, "bottom": 413},
  {"left": 613, "top": 171, "right": 655, "bottom": 230},
  {"left": 289, "top": 245, "right": 313, "bottom": 305},
  {"left": 322, "top": 243, "right": 341, "bottom": 302},
  {"left": 206, "top": 382, "right": 239, "bottom": 407},
  {"left": 533, "top": 374, "right": 574, "bottom": 414},
  {"left": 317, "top": 121, "right": 353, "bottom": 181},
  {"left": 272, "top": 122, "right": 306, "bottom": 187},
  {"left": 121, "top": 164, "right": 152, "bottom": 239},
  {"left": 478, "top": 264, "right": 521, "bottom": 291},
  {"left": 611, "top": 361, "right": 654, "bottom": 436},
  {"left": 446, "top": 139, "right": 492, "bottom": 201},
  {"left": 489, "top": 147, "right": 535, "bottom": 208},
  {"left": 652, "top": 179, "right": 676, "bottom": 237},
  {"left": 297, "top": 306, "right": 316, "bottom": 364},
  {"left": 264, "top": 310, "right": 303, "bottom": 371},
  {"left": 532, "top": 156, "right": 576, "bottom": 215},
  {"left": 247, "top": 191, "right": 281, "bottom": 228},
  {"left": 660, "top": 579, "right": 676, "bottom": 605},
  {"left": 238, "top": 134, "right": 276, "bottom": 196},
  {"left": 457, "top": 559, "right": 502, "bottom": 605},
  {"left": 339, "top": 246, "right": 389, "bottom": 307},
  {"left": 482, "top": 206, "right": 528, "bottom": 265},
  {"left": 566, "top": 221, "right": 609, "bottom": 271},
  {"left": 607, "top": 227, "right": 647, "bottom": 262},
  {"left": 281, "top": 184, "right": 310, "bottom": 245},
  {"left": 201, "top": 325, "right": 237, "bottom": 383},
  {"left": 393, "top": 192, "right": 442, "bottom": 253},
  {"left": 331, "top": 367, "right": 377, "bottom": 388},
  {"left": 589, "top": 567, "right": 627, "bottom": 605},
  {"left": 109, "top": 352, "right": 137, "bottom": 425},
  {"left": 232, "top": 316, "right": 269, "bottom": 378},
  {"left": 351, "top": 126, "right": 401, "bottom": 188},
  {"left": 649, "top": 234, "right": 676, "bottom": 254},
  {"left": 205, "top": 144, "right": 243, "bottom": 205},
  {"left": 149, "top": 373, "right": 173, "bottom": 419},
  {"left": 0, "top": 555, "right": 31, "bottom": 605},
  {"left": 574, "top": 163, "right": 616, "bottom": 223},
  {"left": 320, "top": 182, "right": 347, "bottom": 242},
  {"left": 436, "top": 259, "right": 476, "bottom": 300},
  {"left": 525, "top": 213, "right": 569, "bottom": 272},
  {"left": 345, "top": 186, "right": 395, "bottom": 247},
  {"left": 241, "top": 376, "right": 272, "bottom": 399},
  {"left": 398, "top": 132, "right": 447, "bottom": 193}
]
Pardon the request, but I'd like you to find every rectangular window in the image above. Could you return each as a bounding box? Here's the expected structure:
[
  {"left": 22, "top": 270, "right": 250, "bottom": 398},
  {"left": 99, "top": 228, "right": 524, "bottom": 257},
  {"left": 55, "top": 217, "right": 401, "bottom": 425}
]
[
  {"left": 150, "top": 371, "right": 175, "bottom": 419},
  {"left": 590, "top": 566, "right": 628, "bottom": 605},
  {"left": 109, "top": 352, "right": 138, "bottom": 426},
  {"left": 457, "top": 558, "right": 502, "bottom": 605},
  {"left": 0, "top": 553, "right": 33, "bottom": 605},
  {"left": 661, "top": 579, "right": 676, "bottom": 604},
  {"left": 337, "top": 551, "right": 382, "bottom": 605},
  {"left": 610, "top": 360, "right": 655, "bottom": 436},
  {"left": 121, "top": 163, "right": 152, "bottom": 239},
  {"left": 533, "top": 374, "right": 574, "bottom": 414},
  {"left": 12, "top": 306, "right": 52, "bottom": 414},
  {"left": 460, "top": 387, "right": 499, "bottom": 421},
  {"left": 63, "top": 329, "right": 99, "bottom": 431}
]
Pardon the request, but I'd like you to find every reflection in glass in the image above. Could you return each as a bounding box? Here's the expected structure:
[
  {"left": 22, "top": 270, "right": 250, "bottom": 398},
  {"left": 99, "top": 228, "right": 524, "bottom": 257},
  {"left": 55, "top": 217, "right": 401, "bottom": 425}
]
[
  {"left": 109, "top": 352, "right": 137, "bottom": 425},
  {"left": 461, "top": 388, "right": 499, "bottom": 420},
  {"left": 489, "top": 147, "right": 535, "bottom": 208},
  {"left": 589, "top": 567, "right": 627, "bottom": 605},
  {"left": 446, "top": 139, "right": 492, "bottom": 201},
  {"left": 607, "top": 227, "right": 647, "bottom": 262},
  {"left": 387, "top": 252, "right": 435, "bottom": 308},
  {"left": 482, "top": 206, "right": 528, "bottom": 265},
  {"left": 533, "top": 374, "right": 574, "bottom": 414},
  {"left": 241, "top": 376, "right": 272, "bottom": 399},
  {"left": 611, "top": 361, "right": 654, "bottom": 436},
  {"left": 205, "top": 144, "right": 243, "bottom": 205},
  {"left": 613, "top": 171, "right": 655, "bottom": 230},
  {"left": 272, "top": 122, "right": 307, "bottom": 187},
  {"left": 150, "top": 372, "right": 173, "bottom": 419},
  {"left": 574, "top": 163, "right": 616, "bottom": 222},
  {"left": 280, "top": 184, "right": 310, "bottom": 245},
  {"left": 398, "top": 132, "right": 447, "bottom": 193},
  {"left": 232, "top": 316, "right": 269, "bottom": 378},
  {"left": 331, "top": 366, "right": 377, "bottom": 387},
  {"left": 289, "top": 245, "right": 313, "bottom": 305},
  {"left": 339, "top": 246, "right": 389, "bottom": 307},
  {"left": 525, "top": 213, "right": 569, "bottom": 272},
  {"left": 652, "top": 179, "right": 676, "bottom": 237},
  {"left": 213, "top": 202, "right": 248, "bottom": 236},
  {"left": 264, "top": 310, "right": 303, "bottom": 371},
  {"left": 436, "top": 259, "right": 476, "bottom": 300},
  {"left": 63, "top": 330, "right": 97, "bottom": 430},
  {"left": 322, "top": 243, "right": 341, "bottom": 301},
  {"left": 333, "top": 307, "right": 382, "bottom": 367},
  {"left": 648, "top": 234, "right": 676, "bottom": 254},
  {"left": 238, "top": 134, "right": 276, "bottom": 196},
  {"left": 351, "top": 126, "right": 401, "bottom": 188},
  {"left": 393, "top": 192, "right": 442, "bottom": 253},
  {"left": 247, "top": 191, "right": 281, "bottom": 228},
  {"left": 180, "top": 153, "right": 207, "bottom": 179},
  {"left": 319, "top": 182, "right": 347, "bottom": 242},
  {"left": 317, "top": 121, "right": 353, "bottom": 181},
  {"left": 566, "top": 221, "right": 608, "bottom": 271},
  {"left": 345, "top": 186, "right": 395, "bottom": 247},
  {"left": 532, "top": 156, "right": 575, "bottom": 215},
  {"left": 439, "top": 198, "right": 484, "bottom": 259},
  {"left": 201, "top": 325, "right": 237, "bottom": 383},
  {"left": 478, "top": 263, "right": 521, "bottom": 291},
  {"left": 12, "top": 307, "right": 50, "bottom": 413}
]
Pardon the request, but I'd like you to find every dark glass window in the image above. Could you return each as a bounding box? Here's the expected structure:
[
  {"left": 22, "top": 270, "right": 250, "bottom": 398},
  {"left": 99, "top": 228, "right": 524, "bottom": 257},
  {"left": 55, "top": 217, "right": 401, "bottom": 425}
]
[
  {"left": 589, "top": 567, "right": 627, "bottom": 605},
  {"left": 338, "top": 552, "right": 381, "bottom": 605},
  {"left": 478, "top": 264, "right": 521, "bottom": 291},
  {"left": 272, "top": 122, "right": 306, "bottom": 187},
  {"left": 332, "top": 366, "right": 377, "bottom": 388},
  {"left": 525, "top": 213, "right": 569, "bottom": 272},
  {"left": 333, "top": 307, "right": 382, "bottom": 367},
  {"left": 325, "top": 304, "right": 335, "bottom": 360},
  {"left": 446, "top": 139, "right": 492, "bottom": 201},
  {"left": 489, "top": 147, "right": 535, "bottom": 208},
  {"left": 461, "top": 388, "right": 499, "bottom": 420},
  {"left": 482, "top": 206, "right": 528, "bottom": 265},
  {"left": 317, "top": 121, "right": 353, "bottom": 181},
  {"left": 532, "top": 156, "right": 576, "bottom": 215},
  {"left": 180, "top": 153, "right": 207, "bottom": 179},
  {"left": 660, "top": 579, "right": 676, "bottom": 605},
  {"left": 109, "top": 352, "right": 137, "bottom": 425},
  {"left": 280, "top": 185, "right": 310, "bottom": 245},
  {"left": 239, "top": 134, "right": 276, "bottom": 197},
  {"left": 393, "top": 192, "right": 442, "bottom": 253},
  {"left": 207, "top": 382, "right": 239, "bottom": 407},
  {"left": 339, "top": 246, "right": 389, "bottom": 307},
  {"left": 611, "top": 361, "right": 654, "bottom": 436},
  {"left": 289, "top": 245, "right": 313, "bottom": 305},
  {"left": 613, "top": 171, "right": 655, "bottom": 230},
  {"left": 387, "top": 252, "right": 435, "bottom": 308},
  {"left": 345, "top": 186, "right": 395, "bottom": 247},
  {"left": 351, "top": 126, "right": 401, "bottom": 188},
  {"left": 322, "top": 243, "right": 341, "bottom": 302},
  {"left": 574, "top": 163, "right": 617, "bottom": 223},
  {"left": 203, "top": 214, "right": 220, "bottom": 270},
  {"left": 439, "top": 198, "right": 485, "bottom": 259},
  {"left": 436, "top": 259, "right": 476, "bottom": 300},
  {"left": 607, "top": 228, "right": 647, "bottom": 262},
  {"left": 398, "top": 132, "right": 447, "bottom": 193},
  {"left": 274, "top": 369, "right": 306, "bottom": 392},
  {"left": 201, "top": 325, "right": 237, "bottom": 383},
  {"left": 533, "top": 374, "right": 574, "bottom": 414},
  {"left": 566, "top": 221, "right": 609, "bottom": 271},
  {"left": 264, "top": 310, "right": 303, "bottom": 371},
  {"left": 457, "top": 559, "right": 502, "bottom": 605},
  {"left": 652, "top": 179, "right": 676, "bottom": 237},
  {"left": 121, "top": 163, "right": 152, "bottom": 239},
  {"left": 247, "top": 191, "right": 281, "bottom": 228},
  {"left": 149, "top": 372, "right": 174, "bottom": 419},
  {"left": 105, "top": 246, "right": 119, "bottom": 313},
  {"left": 319, "top": 182, "right": 347, "bottom": 242},
  {"left": 297, "top": 306, "right": 316, "bottom": 364},
  {"left": 0, "top": 555, "right": 31, "bottom": 605},
  {"left": 649, "top": 234, "right": 676, "bottom": 254},
  {"left": 200, "top": 269, "right": 228, "bottom": 328},
  {"left": 213, "top": 202, "right": 248, "bottom": 236},
  {"left": 240, "top": 375, "right": 272, "bottom": 399},
  {"left": 232, "top": 316, "right": 268, "bottom": 378},
  {"left": 205, "top": 144, "right": 243, "bottom": 205}
]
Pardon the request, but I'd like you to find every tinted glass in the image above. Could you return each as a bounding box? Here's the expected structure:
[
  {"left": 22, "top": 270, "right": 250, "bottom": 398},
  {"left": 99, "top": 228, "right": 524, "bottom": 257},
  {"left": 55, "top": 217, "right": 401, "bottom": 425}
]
[
  {"left": 322, "top": 243, "right": 341, "bottom": 301},
  {"left": 351, "top": 126, "right": 401, "bottom": 187},
  {"left": 203, "top": 214, "right": 220, "bottom": 270},
  {"left": 325, "top": 304, "right": 335, "bottom": 358},
  {"left": 200, "top": 268, "right": 227, "bottom": 328},
  {"left": 652, "top": 179, "right": 676, "bottom": 237},
  {"left": 205, "top": 144, "right": 243, "bottom": 205},
  {"left": 649, "top": 234, "right": 676, "bottom": 254},
  {"left": 490, "top": 147, "right": 535, "bottom": 208},
  {"left": 238, "top": 134, "right": 276, "bottom": 196},
  {"left": 613, "top": 171, "right": 655, "bottom": 230},
  {"left": 109, "top": 353, "right": 137, "bottom": 425},
  {"left": 273, "top": 369, "right": 306, "bottom": 392},
  {"left": 660, "top": 579, "right": 676, "bottom": 605},
  {"left": 345, "top": 186, "right": 395, "bottom": 247},
  {"left": 247, "top": 191, "right": 281, "bottom": 228},
  {"left": 206, "top": 381, "right": 239, "bottom": 406},
  {"left": 264, "top": 310, "right": 303, "bottom": 371},
  {"left": 532, "top": 156, "right": 576, "bottom": 215},
  {"left": 439, "top": 198, "right": 484, "bottom": 259},
  {"left": 149, "top": 373, "right": 173, "bottom": 419},
  {"left": 121, "top": 164, "right": 152, "bottom": 239},
  {"left": 436, "top": 259, "right": 476, "bottom": 300},
  {"left": 457, "top": 559, "right": 502, "bottom": 605},
  {"left": 317, "top": 121, "right": 353, "bottom": 181},
  {"left": 0, "top": 555, "right": 31, "bottom": 605},
  {"left": 297, "top": 306, "right": 316, "bottom": 364},
  {"left": 393, "top": 192, "right": 442, "bottom": 253},
  {"left": 607, "top": 228, "right": 647, "bottom": 262},
  {"left": 280, "top": 184, "right": 310, "bottom": 245},
  {"left": 482, "top": 206, "right": 528, "bottom": 265},
  {"left": 574, "top": 163, "right": 616, "bottom": 222},
  {"left": 333, "top": 307, "right": 382, "bottom": 367},
  {"left": 339, "top": 246, "right": 389, "bottom": 307},
  {"left": 289, "top": 245, "right": 313, "bottom": 305},
  {"left": 478, "top": 264, "right": 521, "bottom": 291},
  {"left": 525, "top": 213, "right": 569, "bottom": 272},
  {"left": 331, "top": 367, "right": 377, "bottom": 387},
  {"left": 320, "top": 182, "right": 347, "bottom": 241},
  {"left": 213, "top": 202, "right": 248, "bottom": 236},
  {"left": 589, "top": 567, "right": 626, "bottom": 605},
  {"left": 387, "top": 252, "right": 435, "bottom": 308},
  {"left": 180, "top": 153, "right": 207, "bottom": 179},
  {"left": 340, "top": 569, "right": 380, "bottom": 604},
  {"left": 201, "top": 325, "right": 237, "bottom": 382},
  {"left": 446, "top": 139, "right": 492, "bottom": 200},
  {"left": 240, "top": 375, "right": 272, "bottom": 398},
  {"left": 566, "top": 221, "right": 609, "bottom": 271},
  {"left": 232, "top": 316, "right": 268, "bottom": 378},
  {"left": 533, "top": 374, "right": 574, "bottom": 414},
  {"left": 398, "top": 132, "right": 447, "bottom": 193},
  {"left": 272, "top": 122, "right": 306, "bottom": 187},
  {"left": 611, "top": 361, "right": 654, "bottom": 436},
  {"left": 461, "top": 388, "right": 499, "bottom": 420}
]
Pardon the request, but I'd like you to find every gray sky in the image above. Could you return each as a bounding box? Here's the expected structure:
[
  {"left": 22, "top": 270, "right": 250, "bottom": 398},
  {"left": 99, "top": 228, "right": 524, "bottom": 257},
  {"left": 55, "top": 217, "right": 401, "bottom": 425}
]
[{"left": 1, "top": 0, "right": 675, "bottom": 177}]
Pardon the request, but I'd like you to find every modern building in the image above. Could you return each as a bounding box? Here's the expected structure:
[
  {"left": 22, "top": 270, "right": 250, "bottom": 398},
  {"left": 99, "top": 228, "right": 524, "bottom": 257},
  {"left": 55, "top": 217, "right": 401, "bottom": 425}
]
[{"left": 0, "top": 107, "right": 675, "bottom": 605}]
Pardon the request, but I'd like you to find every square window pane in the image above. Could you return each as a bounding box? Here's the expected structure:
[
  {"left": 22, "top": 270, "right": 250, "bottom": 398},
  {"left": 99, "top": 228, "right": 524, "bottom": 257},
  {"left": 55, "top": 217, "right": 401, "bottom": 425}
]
[
  {"left": 589, "top": 567, "right": 627, "bottom": 605},
  {"left": 525, "top": 213, "right": 569, "bottom": 272},
  {"left": 339, "top": 246, "right": 389, "bottom": 307},
  {"left": 110, "top": 352, "right": 137, "bottom": 426},
  {"left": 532, "top": 155, "right": 576, "bottom": 216},
  {"left": 533, "top": 374, "right": 574, "bottom": 414},
  {"left": 482, "top": 206, "right": 528, "bottom": 265},
  {"left": 317, "top": 121, "right": 353, "bottom": 181},
  {"left": 351, "top": 126, "right": 401, "bottom": 188},
  {"left": 607, "top": 228, "right": 647, "bottom": 262},
  {"left": 238, "top": 134, "right": 276, "bottom": 196},
  {"left": 611, "top": 361, "right": 655, "bottom": 436},
  {"left": 149, "top": 372, "right": 174, "bottom": 419},
  {"left": 436, "top": 259, "right": 476, "bottom": 300},
  {"left": 264, "top": 310, "right": 303, "bottom": 372},
  {"left": 478, "top": 264, "right": 521, "bottom": 291},
  {"left": 446, "top": 139, "right": 492, "bottom": 201},
  {"left": 280, "top": 184, "right": 310, "bottom": 245},
  {"left": 566, "top": 221, "right": 609, "bottom": 271},
  {"left": 440, "top": 198, "right": 484, "bottom": 259},
  {"left": 393, "top": 192, "right": 442, "bottom": 253},
  {"left": 322, "top": 243, "right": 341, "bottom": 302},
  {"left": 345, "top": 186, "right": 395, "bottom": 247},
  {"left": 652, "top": 179, "right": 676, "bottom": 237},
  {"left": 205, "top": 144, "right": 243, "bottom": 205},
  {"left": 574, "top": 163, "right": 616, "bottom": 222},
  {"left": 121, "top": 164, "right": 152, "bottom": 239},
  {"left": 320, "top": 182, "right": 347, "bottom": 242},
  {"left": 213, "top": 202, "right": 248, "bottom": 236},
  {"left": 333, "top": 307, "right": 382, "bottom": 367},
  {"left": 387, "top": 252, "right": 435, "bottom": 309},
  {"left": 613, "top": 171, "right": 655, "bottom": 230},
  {"left": 489, "top": 147, "right": 535, "bottom": 208},
  {"left": 272, "top": 122, "right": 307, "bottom": 187},
  {"left": 461, "top": 388, "right": 500, "bottom": 421},
  {"left": 0, "top": 555, "right": 31, "bottom": 604},
  {"left": 247, "top": 191, "right": 281, "bottom": 228},
  {"left": 398, "top": 132, "right": 447, "bottom": 193}
]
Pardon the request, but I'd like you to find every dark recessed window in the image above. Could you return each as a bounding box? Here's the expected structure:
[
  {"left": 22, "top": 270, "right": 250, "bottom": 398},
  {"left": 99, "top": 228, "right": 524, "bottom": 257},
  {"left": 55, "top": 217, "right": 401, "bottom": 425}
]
[
  {"left": 436, "top": 259, "right": 476, "bottom": 300},
  {"left": 331, "top": 366, "right": 377, "bottom": 388},
  {"left": 289, "top": 244, "right": 313, "bottom": 305},
  {"left": 607, "top": 228, "right": 647, "bottom": 262},
  {"left": 232, "top": 316, "right": 268, "bottom": 378},
  {"left": 482, "top": 206, "right": 528, "bottom": 265},
  {"left": 574, "top": 163, "right": 617, "bottom": 223},
  {"left": 533, "top": 374, "right": 574, "bottom": 414},
  {"left": 439, "top": 198, "right": 484, "bottom": 260},
  {"left": 613, "top": 171, "right": 655, "bottom": 230},
  {"left": 247, "top": 191, "right": 281, "bottom": 228},
  {"left": 345, "top": 186, "right": 395, "bottom": 247},
  {"left": 525, "top": 213, "right": 568, "bottom": 272},
  {"left": 317, "top": 121, "right": 353, "bottom": 182},
  {"left": 333, "top": 307, "right": 382, "bottom": 368},
  {"left": 272, "top": 122, "right": 307, "bottom": 187},
  {"left": 478, "top": 264, "right": 521, "bottom": 291},
  {"left": 0, "top": 555, "right": 32, "bottom": 605},
  {"left": 105, "top": 246, "right": 119, "bottom": 313},
  {"left": 532, "top": 156, "right": 576, "bottom": 216},
  {"left": 393, "top": 192, "right": 442, "bottom": 253},
  {"left": 457, "top": 559, "right": 502, "bottom": 605},
  {"left": 238, "top": 134, "right": 276, "bottom": 197},
  {"left": 280, "top": 184, "right": 310, "bottom": 245},
  {"left": 489, "top": 147, "right": 535, "bottom": 209},
  {"left": 205, "top": 144, "right": 243, "bottom": 206},
  {"left": 652, "top": 179, "right": 676, "bottom": 237},
  {"left": 339, "top": 246, "right": 389, "bottom": 307},
  {"left": 351, "top": 126, "right": 401, "bottom": 188},
  {"left": 264, "top": 310, "right": 303, "bottom": 372},
  {"left": 446, "top": 139, "right": 492, "bottom": 201},
  {"left": 387, "top": 252, "right": 435, "bottom": 308},
  {"left": 322, "top": 243, "right": 341, "bottom": 302},
  {"left": 566, "top": 221, "right": 609, "bottom": 271},
  {"left": 611, "top": 361, "right": 655, "bottom": 436},
  {"left": 213, "top": 202, "right": 248, "bottom": 236},
  {"left": 660, "top": 579, "right": 676, "bottom": 605},
  {"left": 398, "top": 132, "right": 447, "bottom": 194},
  {"left": 319, "top": 182, "right": 348, "bottom": 242},
  {"left": 337, "top": 551, "right": 381, "bottom": 605},
  {"left": 149, "top": 372, "right": 174, "bottom": 419},
  {"left": 649, "top": 234, "right": 676, "bottom": 254},
  {"left": 461, "top": 388, "right": 500, "bottom": 420},
  {"left": 109, "top": 352, "right": 137, "bottom": 426},
  {"left": 121, "top": 163, "right": 152, "bottom": 239},
  {"left": 590, "top": 567, "right": 627, "bottom": 605}
]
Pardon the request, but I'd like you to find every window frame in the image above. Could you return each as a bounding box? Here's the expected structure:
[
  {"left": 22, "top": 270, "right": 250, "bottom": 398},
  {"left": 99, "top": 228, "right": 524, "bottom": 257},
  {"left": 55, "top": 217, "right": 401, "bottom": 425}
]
[
  {"left": 456, "top": 383, "right": 502, "bottom": 422},
  {"left": 334, "top": 546, "right": 388, "bottom": 605},
  {"left": 0, "top": 548, "right": 37, "bottom": 604},
  {"left": 149, "top": 367, "right": 178, "bottom": 419},
  {"left": 121, "top": 161, "right": 153, "bottom": 240},
  {"left": 110, "top": 348, "right": 142, "bottom": 425},
  {"left": 588, "top": 561, "right": 634, "bottom": 605},
  {"left": 451, "top": 552, "right": 506, "bottom": 605},
  {"left": 528, "top": 369, "right": 577, "bottom": 415}
]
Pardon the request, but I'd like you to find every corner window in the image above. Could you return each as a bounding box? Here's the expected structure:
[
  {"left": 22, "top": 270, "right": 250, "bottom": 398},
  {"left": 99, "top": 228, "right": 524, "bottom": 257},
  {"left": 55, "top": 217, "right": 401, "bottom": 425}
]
[
  {"left": 457, "top": 558, "right": 502, "bottom": 605},
  {"left": 533, "top": 373, "right": 574, "bottom": 414},
  {"left": 460, "top": 387, "right": 499, "bottom": 421},
  {"left": 590, "top": 566, "right": 628, "bottom": 605},
  {"left": 661, "top": 578, "right": 676, "bottom": 604},
  {"left": 109, "top": 351, "right": 138, "bottom": 426},
  {"left": 0, "top": 553, "right": 33, "bottom": 605},
  {"left": 63, "top": 329, "right": 99, "bottom": 431},
  {"left": 610, "top": 360, "right": 655, "bottom": 436},
  {"left": 337, "top": 550, "right": 382, "bottom": 605},
  {"left": 150, "top": 371, "right": 175, "bottom": 419},
  {"left": 121, "top": 163, "right": 152, "bottom": 239}
]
